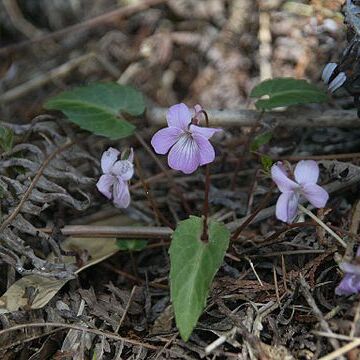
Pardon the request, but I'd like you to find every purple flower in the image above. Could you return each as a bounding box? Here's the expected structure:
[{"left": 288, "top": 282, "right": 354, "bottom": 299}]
[
  {"left": 151, "top": 103, "right": 221, "bottom": 174},
  {"left": 271, "top": 160, "right": 329, "bottom": 223},
  {"left": 96, "top": 147, "right": 134, "bottom": 208},
  {"left": 336, "top": 247, "right": 360, "bottom": 296}
]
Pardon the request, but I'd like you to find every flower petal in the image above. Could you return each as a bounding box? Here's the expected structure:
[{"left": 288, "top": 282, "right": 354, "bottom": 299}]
[
  {"left": 301, "top": 183, "right": 329, "bottom": 208},
  {"left": 111, "top": 160, "right": 134, "bottom": 180},
  {"left": 322, "top": 63, "right": 338, "bottom": 84},
  {"left": 294, "top": 160, "right": 319, "bottom": 185},
  {"left": 328, "top": 72, "right": 346, "bottom": 93},
  {"left": 340, "top": 262, "right": 360, "bottom": 276},
  {"left": 101, "top": 147, "right": 120, "bottom": 173},
  {"left": 335, "top": 273, "right": 360, "bottom": 296},
  {"left": 271, "top": 162, "right": 299, "bottom": 193},
  {"left": 275, "top": 192, "right": 299, "bottom": 223},
  {"left": 192, "top": 133, "right": 215, "bottom": 166},
  {"left": 151, "top": 127, "right": 183, "bottom": 154},
  {"left": 113, "top": 179, "right": 131, "bottom": 208},
  {"left": 96, "top": 174, "right": 115, "bottom": 199},
  {"left": 190, "top": 124, "right": 222, "bottom": 139},
  {"left": 168, "top": 134, "right": 200, "bottom": 174},
  {"left": 166, "top": 103, "right": 192, "bottom": 130}
]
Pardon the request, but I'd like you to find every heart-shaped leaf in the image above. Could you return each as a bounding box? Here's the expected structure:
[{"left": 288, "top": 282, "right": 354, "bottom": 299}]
[
  {"left": 44, "top": 83, "right": 145, "bottom": 139},
  {"left": 250, "top": 78, "right": 328, "bottom": 110},
  {"left": 169, "top": 216, "right": 230, "bottom": 341}
]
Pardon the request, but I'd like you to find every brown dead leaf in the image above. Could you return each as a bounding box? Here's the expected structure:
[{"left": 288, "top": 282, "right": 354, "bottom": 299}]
[{"left": 0, "top": 215, "right": 135, "bottom": 314}]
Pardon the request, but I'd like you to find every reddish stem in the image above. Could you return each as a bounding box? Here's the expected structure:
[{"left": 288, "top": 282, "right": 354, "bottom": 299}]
[{"left": 200, "top": 110, "right": 210, "bottom": 242}]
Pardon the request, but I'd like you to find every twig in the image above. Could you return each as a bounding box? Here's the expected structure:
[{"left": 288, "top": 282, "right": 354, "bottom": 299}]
[
  {"left": 249, "top": 249, "right": 326, "bottom": 257},
  {"left": 0, "top": 0, "right": 168, "bottom": 56},
  {"left": 205, "top": 327, "right": 238, "bottom": 355},
  {"left": 154, "top": 333, "right": 178, "bottom": 360},
  {"left": 245, "top": 256, "right": 263, "bottom": 286},
  {"left": 299, "top": 275, "right": 341, "bottom": 352},
  {"left": 298, "top": 204, "right": 347, "bottom": 248},
  {"left": 102, "top": 263, "right": 168, "bottom": 289},
  {"left": 350, "top": 300, "right": 360, "bottom": 338},
  {"left": 230, "top": 188, "right": 273, "bottom": 241},
  {"left": 273, "top": 264, "right": 280, "bottom": 305},
  {"left": 350, "top": 199, "right": 360, "bottom": 234},
  {"left": 253, "top": 301, "right": 280, "bottom": 338},
  {"left": 0, "top": 328, "right": 61, "bottom": 351},
  {"left": 276, "top": 152, "right": 360, "bottom": 162},
  {"left": 147, "top": 107, "right": 360, "bottom": 128},
  {"left": 3, "top": 0, "right": 42, "bottom": 39},
  {"left": 0, "top": 322, "right": 158, "bottom": 350},
  {"left": 313, "top": 331, "right": 355, "bottom": 342},
  {"left": 116, "top": 286, "right": 137, "bottom": 332},
  {"left": 318, "top": 338, "right": 360, "bottom": 360},
  {"left": 228, "top": 160, "right": 360, "bottom": 231},
  {"left": 42, "top": 225, "right": 173, "bottom": 239},
  {"left": 0, "top": 53, "right": 99, "bottom": 104},
  {"left": 258, "top": 10, "right": 272, "bottom": 81},
  {"left": 0, "top": 139, "right": 74, "bottom": 233}
]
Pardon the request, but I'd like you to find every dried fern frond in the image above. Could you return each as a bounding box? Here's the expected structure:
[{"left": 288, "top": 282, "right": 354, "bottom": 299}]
[{"left": 0, "top": 116, "right": 98, "bottom": 279}]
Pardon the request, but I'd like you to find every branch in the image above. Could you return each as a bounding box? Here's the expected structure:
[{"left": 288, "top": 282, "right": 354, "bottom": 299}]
[
  {"left": 147, "top": 107, "right": 360, "bottom": 128},
  {"left": 37, "top": 161, "right": 360, "bottom": 239},
  {"left": 0, "top": 0, "right": 167, "bottom": 56}
]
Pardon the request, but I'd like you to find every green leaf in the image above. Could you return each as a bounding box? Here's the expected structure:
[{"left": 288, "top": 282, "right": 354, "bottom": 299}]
[
  {"left": 170, "top": 216, "right": 230, "bottom": 341},
  {"left": 116, "top": 239, "right": 147, "bottom": 251},
  {"left": 260, "top": 154, "right": 273, "bottom": 172},
  {"left": 250, "top": 78, "right": 328, "bottom": 110},
  {"left": 44, "top": 83, "right": 145, "bottom": 139},
  {"left": 0, "top": 125, "right": 14, "bottom": 152},
  {"left": 250, "top": 131, "right": 272, "bottom": 151}
]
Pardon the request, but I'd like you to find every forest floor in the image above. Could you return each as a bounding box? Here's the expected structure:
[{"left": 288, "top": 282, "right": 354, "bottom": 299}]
[{"left": 1, "top": 0, "right": 360, "bottom": 359}]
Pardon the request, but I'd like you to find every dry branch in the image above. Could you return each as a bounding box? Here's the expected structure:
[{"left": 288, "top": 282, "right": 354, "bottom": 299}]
[
  {"left": 0, "top": 54, "right": 94, "bottom": 104},
  {"left": 52, "top": 160, "right": 360, "bottom": 240},
  {"left": 147, "top": 107, "right": 360, "bottom": 128},
  {"left": 0, "top": 0, "right": 168, "bottom": 56}
]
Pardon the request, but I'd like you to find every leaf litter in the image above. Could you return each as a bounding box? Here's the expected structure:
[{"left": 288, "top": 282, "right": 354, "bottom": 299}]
[{"left": 1, "top": 0, "right": 360, "bottom": 359}]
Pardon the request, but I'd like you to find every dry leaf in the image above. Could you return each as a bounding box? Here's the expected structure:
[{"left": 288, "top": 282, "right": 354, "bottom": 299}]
[{"left": 0, "top": 215, "right": 134, "bottom": 314}]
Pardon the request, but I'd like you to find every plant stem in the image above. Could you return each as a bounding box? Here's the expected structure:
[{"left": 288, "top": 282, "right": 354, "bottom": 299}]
[
  {"left": 202, "top": 164, "right": 210, "bottom": 242},
  {"left": 134, "top": 155, "right": 173, "bottom": 229},
  {"left": 298, "top": 204, "right": 347, "bottom": 248},
  {"left": 201, "top": 110, "right": 210, "bottom": 242}
]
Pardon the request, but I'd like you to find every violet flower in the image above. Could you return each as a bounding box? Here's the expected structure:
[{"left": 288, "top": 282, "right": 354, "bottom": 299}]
[
  {"left": 151, "top": 103, "right": 221, "bottom": 174},
  {"left": 271, "top": 160, "right": 329, "bottom": 223},
  {"left": 336, "top": 247, "right": 360, "bottom": 296},
  {"left": 96, "top": 147, "right": 134, "bottom": 208}
]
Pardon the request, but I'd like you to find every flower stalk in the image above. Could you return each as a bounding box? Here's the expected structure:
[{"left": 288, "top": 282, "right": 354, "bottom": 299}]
[
  {"left": 201, "top": 109, "right": 210, "bottom": 242},
  {"left": 298, "top": 204, "right": 347, "bottom": 248}
]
